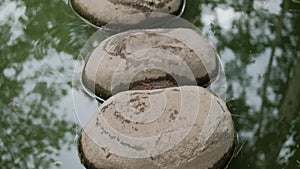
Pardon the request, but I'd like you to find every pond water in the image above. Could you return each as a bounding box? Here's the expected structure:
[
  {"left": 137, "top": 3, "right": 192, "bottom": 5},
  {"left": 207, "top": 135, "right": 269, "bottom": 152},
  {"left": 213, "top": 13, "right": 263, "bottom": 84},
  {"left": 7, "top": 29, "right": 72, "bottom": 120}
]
[{"left": 0, "top": 0, "right": 299, "bottom": 169}]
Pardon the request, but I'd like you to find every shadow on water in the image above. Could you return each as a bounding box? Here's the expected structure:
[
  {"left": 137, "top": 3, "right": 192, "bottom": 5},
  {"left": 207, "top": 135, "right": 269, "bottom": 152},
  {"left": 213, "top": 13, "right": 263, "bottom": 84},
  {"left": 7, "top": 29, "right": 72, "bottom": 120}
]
[{"left": 0, "top": 0, "right": 299, "bottom": 168}]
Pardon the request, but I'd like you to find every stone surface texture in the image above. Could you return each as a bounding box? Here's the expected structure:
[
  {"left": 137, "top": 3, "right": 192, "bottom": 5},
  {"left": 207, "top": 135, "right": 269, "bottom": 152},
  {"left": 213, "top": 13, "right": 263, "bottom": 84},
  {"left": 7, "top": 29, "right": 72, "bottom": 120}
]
[
  {"left": 82, "top": 28, "right": 219, "bottom": 99},
  {"left": 71, "top": 0, "right": 184, "bottom": 26},
  {"left": 79, "top": 86, "right": 235, "bottom": 169}
]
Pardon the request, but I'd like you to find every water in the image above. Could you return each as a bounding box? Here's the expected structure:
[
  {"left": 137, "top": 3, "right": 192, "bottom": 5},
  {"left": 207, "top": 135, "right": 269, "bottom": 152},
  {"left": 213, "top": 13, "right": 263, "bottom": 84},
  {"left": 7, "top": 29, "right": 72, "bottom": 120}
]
[{"left": 0, "top": 0, "right": 299, "bottom": 169}]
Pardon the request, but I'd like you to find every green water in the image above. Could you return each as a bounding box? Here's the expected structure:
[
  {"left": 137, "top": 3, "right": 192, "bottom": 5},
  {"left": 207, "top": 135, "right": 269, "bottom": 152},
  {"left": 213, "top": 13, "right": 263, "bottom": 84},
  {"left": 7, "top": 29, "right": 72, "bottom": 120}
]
[{"left": 0, "top": 0, "right": 299, "bottom": 168}]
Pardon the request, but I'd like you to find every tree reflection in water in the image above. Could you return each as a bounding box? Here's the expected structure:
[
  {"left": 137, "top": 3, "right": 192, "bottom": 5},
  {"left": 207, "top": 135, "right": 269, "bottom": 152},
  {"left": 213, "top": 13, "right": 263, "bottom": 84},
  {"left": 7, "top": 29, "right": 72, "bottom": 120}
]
[
  {"left": 184, "top": 0, "right": 300, "bottom": 168},
  {"left": 0, "top": 0, "right": 93, "bottom": 168}
]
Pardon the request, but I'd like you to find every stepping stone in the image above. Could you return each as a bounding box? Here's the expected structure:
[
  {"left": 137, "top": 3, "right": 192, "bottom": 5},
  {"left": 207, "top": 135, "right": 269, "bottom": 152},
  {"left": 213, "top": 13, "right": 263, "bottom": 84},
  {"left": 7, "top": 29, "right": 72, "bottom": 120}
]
[
  {"left": 82, "top": 28, "right": 219, "bottom": 100},
  {"left": 78, "top": 86, "right": 235, "bottom": 169},
  {"left": 70, "top": 0, "right": 185, "bottom": 27}
]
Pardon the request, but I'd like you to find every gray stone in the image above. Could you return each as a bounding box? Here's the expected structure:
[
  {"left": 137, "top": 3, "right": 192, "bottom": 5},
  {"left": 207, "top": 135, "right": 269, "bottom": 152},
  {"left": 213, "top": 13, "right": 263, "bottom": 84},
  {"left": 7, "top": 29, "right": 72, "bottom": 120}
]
[
  {"left": 78, "top": 86, "right": 235, "bottom": 169},
  {"left": 70, "top": 0, "right": 184, "bottom": 26},
  {"left": 82, "top": 28, "right": 219, "bottom": 99}
]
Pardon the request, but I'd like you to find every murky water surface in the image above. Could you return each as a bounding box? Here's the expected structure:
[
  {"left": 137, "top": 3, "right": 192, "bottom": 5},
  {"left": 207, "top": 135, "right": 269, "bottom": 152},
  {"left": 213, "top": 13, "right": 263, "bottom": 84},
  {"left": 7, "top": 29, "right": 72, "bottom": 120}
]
[{"left": 0, "top": 0, "right": 299, "bottom": 168}]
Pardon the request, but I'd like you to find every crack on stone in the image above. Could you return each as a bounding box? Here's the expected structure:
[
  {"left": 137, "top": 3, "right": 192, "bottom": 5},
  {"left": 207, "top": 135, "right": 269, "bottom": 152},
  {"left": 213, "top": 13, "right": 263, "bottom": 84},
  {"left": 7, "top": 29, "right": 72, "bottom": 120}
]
[
  {"left": 114, "top": 111, "right": 131, "bottom": 124},
  {"left": 98, "top": 124, "right": 145, "bottom": 151},
  {"left": 154, "top": 128, "right": 177, "bottom": 149},
  {"left": 101, "top": 101, "right": 114, "bottom": 113},
  {"left": 105, "top": 152, "right": 111, "bottom": 159},
  {"left": 107, "top": 0, "right": 173, "bottom": 11},
  {"left": 119, "top": 141, "right": 145, "bottom": 151},
  {"left": 217, "top": 99, "right": 227, "bottom": 113}
]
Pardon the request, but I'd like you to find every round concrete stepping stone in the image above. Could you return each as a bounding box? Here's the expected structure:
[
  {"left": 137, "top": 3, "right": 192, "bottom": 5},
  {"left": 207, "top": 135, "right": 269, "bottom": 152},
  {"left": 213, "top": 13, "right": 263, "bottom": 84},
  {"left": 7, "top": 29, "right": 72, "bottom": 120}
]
[
  {"left": 82, "top": 28, "right": 219, "bottom": 100},
  {"left": 78, "top": 86, "right": 235, "bottom": 169},
  {"left": 70, "top": 0, "right": 185, "bottom": 27}
]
